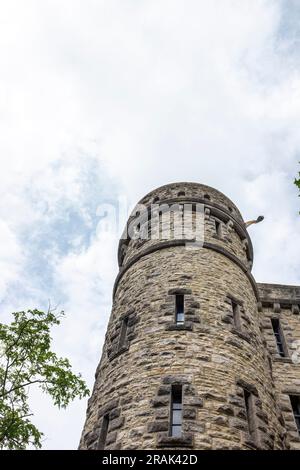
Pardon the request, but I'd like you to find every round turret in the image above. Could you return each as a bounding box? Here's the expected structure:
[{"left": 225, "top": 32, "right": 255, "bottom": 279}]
[{"left": 80, "top": 183, "right": 286, "bottom": 450}]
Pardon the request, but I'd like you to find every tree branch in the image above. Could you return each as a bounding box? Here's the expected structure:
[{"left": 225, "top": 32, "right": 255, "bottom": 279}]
[
  {"left": 2, "top": 379, "right": 50, "bottom": 398},
  {"left": 1, "top": 356, "right": 11, "bottom": 397}
]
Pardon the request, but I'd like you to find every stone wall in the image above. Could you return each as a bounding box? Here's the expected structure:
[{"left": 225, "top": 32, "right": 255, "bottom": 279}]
[
  {"left": 79, "top": 183, "right": 299, "bottom": 450},
  {"left": 118, "top": 183, "right": 252, "bottom": 271},
  {"left": 258, "top": 283, "right": 300, "bottom": 450}
]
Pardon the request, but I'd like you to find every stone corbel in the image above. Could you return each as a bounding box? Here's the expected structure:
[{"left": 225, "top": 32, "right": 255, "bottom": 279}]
[
  {"left": 242, "top": 238, "right": 249, "bottom": 252},
  {"left": 227, "top": 220, "right": 234, "bottom": 232},
  {"left": 204, "top": 207, "right": 211, "bottom": 220}
]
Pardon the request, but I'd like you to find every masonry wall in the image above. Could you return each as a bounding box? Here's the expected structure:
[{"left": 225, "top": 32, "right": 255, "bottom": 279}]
[
  {"left": 79, "top": 182, "right": 299, "bottom": 450},
  {"left": 258, "top": 283, "right": 300, "bottom": 450}
]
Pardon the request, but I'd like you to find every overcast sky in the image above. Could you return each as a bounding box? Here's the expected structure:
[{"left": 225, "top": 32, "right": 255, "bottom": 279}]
[{"left": 1, "top": 0, "right": 300, "bottom": 449}]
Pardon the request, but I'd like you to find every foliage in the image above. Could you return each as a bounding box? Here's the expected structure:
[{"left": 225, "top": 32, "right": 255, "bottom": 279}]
[
  {"left": 0, "top": 309, "right": 89, "bottom": 449},
  {"left": 296, "top": 171, "right": 300, "bottom": 193}
]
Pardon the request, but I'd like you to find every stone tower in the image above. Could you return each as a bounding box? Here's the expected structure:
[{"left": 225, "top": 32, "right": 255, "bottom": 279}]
[{"left": 80, "top": 183, "right": 300, "bottom": 450}]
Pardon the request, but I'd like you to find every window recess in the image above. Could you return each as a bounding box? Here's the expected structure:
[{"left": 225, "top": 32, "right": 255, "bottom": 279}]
[
  {"left": 175, "top": 295, "right": 185, "bottom": 325},
  {"left": 170, "top": 385, "right": 183, "bottom": 437}
]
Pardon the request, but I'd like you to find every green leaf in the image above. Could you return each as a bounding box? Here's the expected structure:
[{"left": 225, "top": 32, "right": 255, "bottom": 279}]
[{"left": 0, "top": 308, "right": 89, "bottom": 449}]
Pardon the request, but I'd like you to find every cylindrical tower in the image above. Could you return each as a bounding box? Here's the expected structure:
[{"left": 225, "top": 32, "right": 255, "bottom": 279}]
[{"left": 79, "top": 183, "right": 287, "bottom": 450}]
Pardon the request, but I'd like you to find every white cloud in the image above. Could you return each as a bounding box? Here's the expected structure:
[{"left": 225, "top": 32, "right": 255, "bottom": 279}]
[
  {"left": 0, "top": 0, "right": 300, "bottom": 448},
  {"left": 0, "top": 220, "right": 23, "bottom": 299}
]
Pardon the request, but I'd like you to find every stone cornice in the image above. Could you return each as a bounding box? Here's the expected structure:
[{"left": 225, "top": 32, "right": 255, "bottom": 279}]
[
  {"left": 258, "top": 298, "right": 300, "bottom": 309},
  {"left": 113, "top": 239, "right": 259, "bottom": 301}
]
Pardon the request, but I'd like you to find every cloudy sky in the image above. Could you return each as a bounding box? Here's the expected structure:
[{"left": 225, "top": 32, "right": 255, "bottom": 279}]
[{"left": 1, "top": 0, "right": 300, "bottom": 449}]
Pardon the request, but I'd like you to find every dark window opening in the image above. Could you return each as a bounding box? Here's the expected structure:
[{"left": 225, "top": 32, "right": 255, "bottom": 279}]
[
  {"left": 170, "top": 385, "right": 182, "bottom": 437},
  {"left": 243, "top": 389, "right": 256, "bottom": 442},
  {"left": 97, "top": 414, "right": 109, "bottom": 450},
  {"left": 175, "top": 295, "right": 184, "bottom": 325},
  {"left": 215, "top": 219, "right": 222, "bottom": 238},
  {"left": 118, "top": 316, "right": 129, "bottom": 350},
  {"left": 271, "top": 318, "right": 287, "bottom": 357},
  {"left": 204, "top": 194, "right": 211, "bottom": 200},
  {"left": 177, "top": 191, "right": 185, "bottom": 197},
  {"left": 231, "top": 300, "right": 242, "bottom": 331},
  {"left": 290, "top": 395, "right": 300, "bottom": 434}
]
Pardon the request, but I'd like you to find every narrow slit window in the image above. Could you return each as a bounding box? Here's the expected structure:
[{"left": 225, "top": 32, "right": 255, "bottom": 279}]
[
  {"left": 170, "top": 385, "right": 182, "bottom": 437},
  {"left": 290, "top": 395, "right": 300, "bottom": 434},
  {"left": 97, "top": 414, "right": 109, "bottom": 450},
  {"left": 271, "top": 318, "right": 286, "bottom": 357},
  {"left": 231, "top": 300, "right": 242, "bottom": 331},
  {"left": 118, "top": 316, "right": 129, "bottom": 349},
  {"left": 243, "top": 389, "right": 256, "bottom": 442},
  {"left": 215, "top": 219, "right": 222, "bottom": 238},
  {"left": 175, "top": 295, "right": 184, "bottom": 325}
]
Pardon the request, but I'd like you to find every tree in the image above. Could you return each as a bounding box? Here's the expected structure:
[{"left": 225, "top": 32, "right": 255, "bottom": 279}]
[
  {"left": 0, "top": 308, "right": 89, "bottom": 449},
  {"left": 296, "top": 169, "right": 300, "bottom": 194}
]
